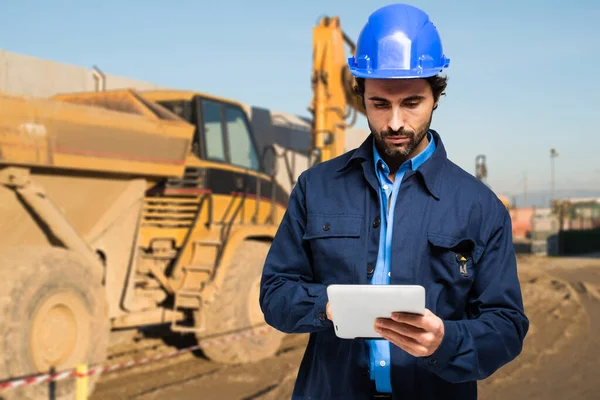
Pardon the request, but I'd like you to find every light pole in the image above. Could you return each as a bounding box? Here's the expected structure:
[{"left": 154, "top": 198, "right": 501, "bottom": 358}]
[
  {"left": 475, "top": 155, "right": 487, "bottom": 185},
  {"left": 550, "top": 148, "right": 559, "bottom": 207}
]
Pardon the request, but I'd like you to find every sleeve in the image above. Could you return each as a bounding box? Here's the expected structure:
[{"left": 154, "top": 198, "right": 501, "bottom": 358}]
[
  {"left": 259, "top": 172, "right": 333, "bottom": 334},
  {"left": 419, "top": 207, "right": 530, "bottom": 382}
]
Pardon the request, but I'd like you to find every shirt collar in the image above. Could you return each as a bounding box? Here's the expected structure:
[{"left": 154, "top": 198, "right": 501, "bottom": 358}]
[{"left": 337, "top": 130, "right": 447, "bottom": 199}]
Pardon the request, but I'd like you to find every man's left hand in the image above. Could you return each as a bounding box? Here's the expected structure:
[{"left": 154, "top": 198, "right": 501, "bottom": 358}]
[{"left": 374, "top": 309, "right": 444, "bottom": 357}]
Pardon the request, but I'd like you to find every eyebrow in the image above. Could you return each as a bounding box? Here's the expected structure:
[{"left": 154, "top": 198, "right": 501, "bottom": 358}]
[{"left": 367, "top": 95, "right": 426, "bottom": 102}]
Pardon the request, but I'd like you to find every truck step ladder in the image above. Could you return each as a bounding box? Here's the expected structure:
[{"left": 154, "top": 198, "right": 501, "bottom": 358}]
[{"left": 171, "top": 238, "right": 223, "bottom": 333}]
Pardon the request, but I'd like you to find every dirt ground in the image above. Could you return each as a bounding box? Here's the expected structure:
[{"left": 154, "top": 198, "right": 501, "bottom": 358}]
[{"left": 89, "top": 254, "right": 600, "bottom": 400}]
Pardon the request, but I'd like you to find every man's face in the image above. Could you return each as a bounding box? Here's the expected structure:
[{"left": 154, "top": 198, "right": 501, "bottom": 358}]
[{"left": 364, "top": 78, "right": 437, "bottom": 160}]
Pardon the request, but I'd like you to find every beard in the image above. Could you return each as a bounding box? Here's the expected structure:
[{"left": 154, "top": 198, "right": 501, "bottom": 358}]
[{"left": 370, "top": 113, "right": 432, "bottom": 158}]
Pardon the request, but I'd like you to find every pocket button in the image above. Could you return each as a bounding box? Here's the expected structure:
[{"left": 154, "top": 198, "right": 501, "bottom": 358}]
[
  {"left": 373, "top": 217, "right": 381, "bottom": 229},
  {"left": 367, "top": 263, "right": 375, "bottom": 275}
]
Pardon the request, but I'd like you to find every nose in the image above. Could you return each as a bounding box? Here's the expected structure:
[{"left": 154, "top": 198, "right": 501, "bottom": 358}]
[{"left": 387, "top": 108, "right": 404, "bottom": 132}]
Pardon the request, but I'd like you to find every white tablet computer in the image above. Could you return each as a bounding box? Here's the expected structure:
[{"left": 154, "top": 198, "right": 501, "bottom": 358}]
[{"left": 326, "top": 284, "right": 425, "bottom": 339}]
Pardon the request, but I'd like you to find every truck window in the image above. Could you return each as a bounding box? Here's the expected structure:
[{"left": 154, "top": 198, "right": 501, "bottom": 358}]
[
  {"left": 156, "top": 100, "right": 202, "bottom": 156},
  {"left": 225, "top": 106, "right": 259, "bottom": 170},
  {"left": 202, "top": 100, "right": 226, "bottom": 162}
]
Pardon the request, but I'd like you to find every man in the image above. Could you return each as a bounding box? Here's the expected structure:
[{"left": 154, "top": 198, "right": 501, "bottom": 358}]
[{"left": 259, "top": 3, "right": 529, "bottom": 399}]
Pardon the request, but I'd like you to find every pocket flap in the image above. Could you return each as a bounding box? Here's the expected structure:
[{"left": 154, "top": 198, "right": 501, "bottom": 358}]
[
  {"left": 427, "top": 232, "right": 484, "bottom": 263},
  {"left": 304, "top": 214, "right": 363, "bottom": 239}
]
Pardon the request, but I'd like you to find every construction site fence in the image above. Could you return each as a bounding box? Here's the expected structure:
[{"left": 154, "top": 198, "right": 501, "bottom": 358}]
[
  {"left": 554, "top": 227, "right": 600, "bottom": 256},
  {"left": 0, "top": 324, "right": 274, "bottom": 399}
]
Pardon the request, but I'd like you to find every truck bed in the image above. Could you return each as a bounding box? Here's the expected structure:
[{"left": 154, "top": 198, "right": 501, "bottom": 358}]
[{"left": 0, "top": 89, "right": 193, "bottom": 177}]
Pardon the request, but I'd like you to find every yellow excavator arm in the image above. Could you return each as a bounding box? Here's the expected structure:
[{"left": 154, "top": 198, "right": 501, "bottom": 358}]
[{"left": 310, "top": 16, "right": 366, "bottom": 163}]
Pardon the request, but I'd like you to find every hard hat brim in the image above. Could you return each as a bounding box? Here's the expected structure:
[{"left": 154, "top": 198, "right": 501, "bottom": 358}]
[
  {"left": 348, "top": 66, "right": 448, "bottom": 79},
  {"left": 348, "top": 58, "right": 450, "bottom": 79}
]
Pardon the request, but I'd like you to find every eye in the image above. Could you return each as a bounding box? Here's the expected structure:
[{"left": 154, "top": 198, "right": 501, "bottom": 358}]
[
  {"left": 404, "top": 102, "right": 419, "bottom": 108},
  {"left": 374, "top": 103, "right": 389, "bottom": 109}
]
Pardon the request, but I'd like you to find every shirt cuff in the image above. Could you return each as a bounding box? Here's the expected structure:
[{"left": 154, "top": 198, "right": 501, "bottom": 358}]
[
  {"left": 419, "top": 319, "right": 458, "bottom": 371},
  {"left": 313, "top": 286, "right": 333, "bottom": 328}
]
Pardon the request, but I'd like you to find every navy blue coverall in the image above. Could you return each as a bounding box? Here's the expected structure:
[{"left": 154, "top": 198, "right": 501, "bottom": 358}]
[{"left": 259, "top": 130, "right": 529, "bottom": 400}]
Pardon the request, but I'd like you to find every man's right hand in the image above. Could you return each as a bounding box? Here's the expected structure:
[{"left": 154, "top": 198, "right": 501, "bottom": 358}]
[{"left": 326, "top": 301, "right": 333, "bottom": 321}]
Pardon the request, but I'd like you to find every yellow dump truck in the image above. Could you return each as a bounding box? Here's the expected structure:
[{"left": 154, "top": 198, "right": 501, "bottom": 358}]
[
  {"left": 0, "top": 88, "right": 292, "bottom": 399},
  {"left": 0, "top": 14, "right": 368, "bottom": 399}
]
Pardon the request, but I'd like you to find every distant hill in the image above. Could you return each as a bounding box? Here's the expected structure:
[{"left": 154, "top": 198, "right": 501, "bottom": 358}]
[{"left": 509, "top": 189, "right": 600, "bottom": 208}]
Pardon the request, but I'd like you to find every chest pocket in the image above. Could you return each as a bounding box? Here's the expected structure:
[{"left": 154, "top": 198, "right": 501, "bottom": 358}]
[
  {"left": 303, "top": 213, "right": 363, "bottom": 284},
  {"left": 426, "top": 232, "right": 485, "bottom": 317}
]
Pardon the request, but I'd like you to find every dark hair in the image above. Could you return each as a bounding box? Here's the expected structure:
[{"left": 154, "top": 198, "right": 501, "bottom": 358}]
[{"left": 352, "top": 75, "right": 448, "bottom": 109}]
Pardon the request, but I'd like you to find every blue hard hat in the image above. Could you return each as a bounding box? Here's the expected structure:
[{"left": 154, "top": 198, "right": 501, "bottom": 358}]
[{"left": 348, "top": 3, "right": 450, "bottom": 79}]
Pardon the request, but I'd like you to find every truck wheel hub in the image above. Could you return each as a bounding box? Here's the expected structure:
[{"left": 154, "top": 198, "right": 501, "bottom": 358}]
[{"left": 29, "top": 291, "right": 89, "bottom": 372}]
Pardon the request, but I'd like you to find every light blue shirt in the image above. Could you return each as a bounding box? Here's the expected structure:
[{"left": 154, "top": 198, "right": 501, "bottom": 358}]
[{"left": 368, "top": 131, "right": 436, "bottom": 393}]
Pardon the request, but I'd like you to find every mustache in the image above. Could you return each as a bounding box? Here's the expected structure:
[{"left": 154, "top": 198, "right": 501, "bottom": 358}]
[{"left": 380, "top": 128, "right": 414, "bottom": 138}]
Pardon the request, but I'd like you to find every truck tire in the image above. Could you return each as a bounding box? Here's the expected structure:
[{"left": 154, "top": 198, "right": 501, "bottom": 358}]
[
  {"left": 196, "top": 240, "right": 284, "bottom": 364},
  {"left": 0, "top": 246, "right": 109, "bottom": 400}
]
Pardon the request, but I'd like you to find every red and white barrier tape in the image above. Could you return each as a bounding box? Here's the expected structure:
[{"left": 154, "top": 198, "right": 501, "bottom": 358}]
[{"left": 0, "top": 325, "right": 274, "bottom": 392}]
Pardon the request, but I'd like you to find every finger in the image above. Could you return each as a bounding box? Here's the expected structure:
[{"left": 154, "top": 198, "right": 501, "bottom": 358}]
[
  {"left": 390, "top": 312, "right": 427, "bottom": 329},
  {"left": 376, "top": 320, "right": 436, "bottom": 348},
  {"left": 391, "top": 309, "right": 437, "bottom": 331},
  {"left": 378, "top": 327, "right": 419, "bottom": 346},
  {"left": 377, "top": 327, "right": 428, "bottom": 357},
  {"left": 375, "top": 319, "right": 425, "bottom": 340}
]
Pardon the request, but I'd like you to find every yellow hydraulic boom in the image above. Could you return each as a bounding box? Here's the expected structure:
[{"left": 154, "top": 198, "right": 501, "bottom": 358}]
[{"left": 310, "top": 16, "right": 366, "bottom": 162}]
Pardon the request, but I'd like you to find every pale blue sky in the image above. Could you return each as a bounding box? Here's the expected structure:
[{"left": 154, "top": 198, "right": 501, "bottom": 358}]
[{"left": 1, "top": 0, "right": 599, "bottom": 198}]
